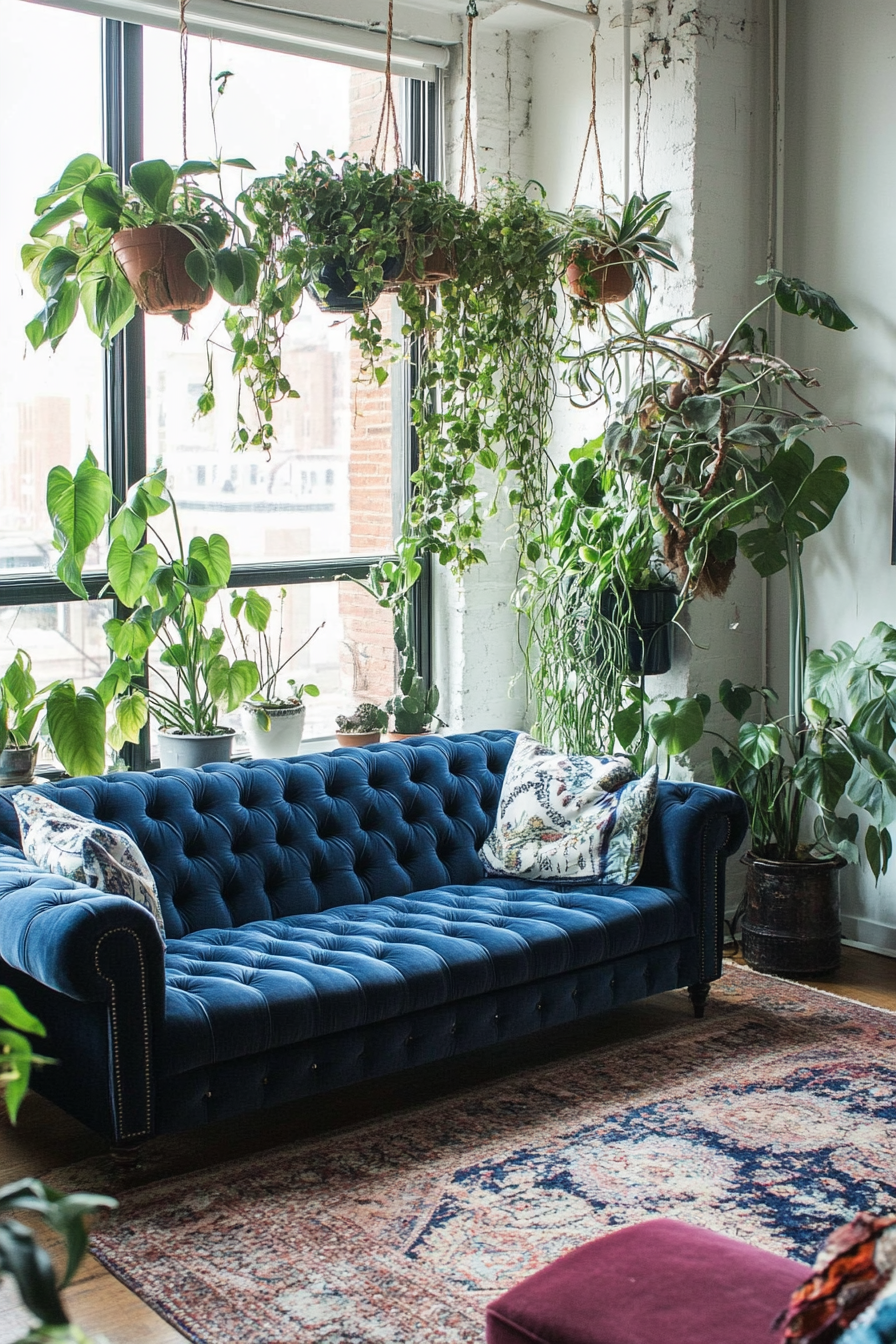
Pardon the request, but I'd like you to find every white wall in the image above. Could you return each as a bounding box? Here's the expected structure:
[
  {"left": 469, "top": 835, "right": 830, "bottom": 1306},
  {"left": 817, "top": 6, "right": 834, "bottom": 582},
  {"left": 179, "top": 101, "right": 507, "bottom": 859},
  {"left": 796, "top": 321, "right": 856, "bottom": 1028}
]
[{"left": 775, "top": 0, "right": 896, "bottom": 952}]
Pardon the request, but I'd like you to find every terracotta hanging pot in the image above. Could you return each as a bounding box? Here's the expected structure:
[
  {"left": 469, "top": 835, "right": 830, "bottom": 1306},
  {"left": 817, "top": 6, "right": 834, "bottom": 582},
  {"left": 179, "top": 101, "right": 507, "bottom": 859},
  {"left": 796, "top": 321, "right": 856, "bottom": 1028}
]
[
  {"left": 565, "top": 246, "right": 634, "bottom": 305},
  {"left": 112, "top": 225, "right": 212, "bottom": 316},
  {"left": 383, "top": 239, "right": 458, "bottom": 290}
]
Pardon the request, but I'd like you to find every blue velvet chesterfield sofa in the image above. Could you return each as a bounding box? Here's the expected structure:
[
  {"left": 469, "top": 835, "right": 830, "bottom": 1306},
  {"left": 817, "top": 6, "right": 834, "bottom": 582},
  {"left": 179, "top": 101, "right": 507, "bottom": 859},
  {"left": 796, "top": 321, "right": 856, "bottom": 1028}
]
[{"left": 0, "top": 730, "right": 746, "bottom": 1155}]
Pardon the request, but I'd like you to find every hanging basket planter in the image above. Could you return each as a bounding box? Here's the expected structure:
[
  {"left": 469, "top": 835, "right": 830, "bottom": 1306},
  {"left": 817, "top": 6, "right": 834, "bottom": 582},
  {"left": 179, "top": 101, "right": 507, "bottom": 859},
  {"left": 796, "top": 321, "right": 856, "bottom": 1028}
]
[
  {"left": 596, "top": 586, "right": 679, "bottom": 676},
  {"left": 307, "top": 256, "right": 399, "bottom": 314},
  {"left": 112, "top": 225, "right": 213, "bottom": 316},
  {"left": 383, "top": 239, "right": 458, "bottom": 290},
  {"left": 565, "top": 246, "right": 635, "bottom": 306}
]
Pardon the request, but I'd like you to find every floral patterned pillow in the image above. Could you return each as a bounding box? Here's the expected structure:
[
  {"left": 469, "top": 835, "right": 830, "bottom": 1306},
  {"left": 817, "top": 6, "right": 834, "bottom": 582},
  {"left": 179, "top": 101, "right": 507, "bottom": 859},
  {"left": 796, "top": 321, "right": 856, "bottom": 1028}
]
[
  {"left": 479, "top": 733, "right": 658, "bottom": 886},
  {"left": 12, "top": 790, "right": 164, "bottom": 933}
]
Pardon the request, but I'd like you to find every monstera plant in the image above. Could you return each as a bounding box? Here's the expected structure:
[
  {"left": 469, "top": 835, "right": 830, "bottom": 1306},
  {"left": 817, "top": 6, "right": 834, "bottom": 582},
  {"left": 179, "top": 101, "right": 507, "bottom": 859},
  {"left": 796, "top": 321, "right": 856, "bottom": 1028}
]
[{"left": 46, "top": 451, "right": 260, "bottom": 769}]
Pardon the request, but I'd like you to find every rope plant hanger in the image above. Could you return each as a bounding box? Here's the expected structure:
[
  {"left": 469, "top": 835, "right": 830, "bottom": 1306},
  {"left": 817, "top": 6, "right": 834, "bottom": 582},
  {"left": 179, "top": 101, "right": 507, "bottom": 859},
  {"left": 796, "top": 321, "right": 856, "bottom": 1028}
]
[
  {"left": 372, "top": 0, "right": 403, "bottom": 170},
  {"left": 570, "top": 3, "right": 605, "bottom": 214},
  {"left": 458, "top": 0, "right": 479, "bottom": 207},
  {"left": 179, "top": 0, "right": 190, "bottom": 163}
]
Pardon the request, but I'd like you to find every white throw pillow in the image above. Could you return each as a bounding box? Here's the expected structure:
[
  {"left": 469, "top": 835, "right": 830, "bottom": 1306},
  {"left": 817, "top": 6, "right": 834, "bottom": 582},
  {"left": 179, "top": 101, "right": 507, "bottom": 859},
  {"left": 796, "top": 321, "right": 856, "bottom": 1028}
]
[
  {"left": 480, "top": 733, "right": 658, "bottom": 886},
  {"left": 12, "top": 790, "right": 164, "bottom": 932}
]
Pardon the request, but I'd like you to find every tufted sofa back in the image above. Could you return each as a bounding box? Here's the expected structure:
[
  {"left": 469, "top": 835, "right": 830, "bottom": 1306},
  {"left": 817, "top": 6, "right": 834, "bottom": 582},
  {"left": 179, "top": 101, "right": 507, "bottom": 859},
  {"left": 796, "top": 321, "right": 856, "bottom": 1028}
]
[{"left": 0, "top": 731, "right": 515, "bottom": 938}]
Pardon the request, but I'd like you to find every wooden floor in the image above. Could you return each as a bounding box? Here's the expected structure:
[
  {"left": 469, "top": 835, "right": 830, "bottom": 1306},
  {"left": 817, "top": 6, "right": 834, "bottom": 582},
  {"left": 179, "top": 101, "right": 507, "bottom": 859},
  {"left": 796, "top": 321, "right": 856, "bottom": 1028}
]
[{"left": 0, "top": 944, "right": 892, "bottom": 1343}]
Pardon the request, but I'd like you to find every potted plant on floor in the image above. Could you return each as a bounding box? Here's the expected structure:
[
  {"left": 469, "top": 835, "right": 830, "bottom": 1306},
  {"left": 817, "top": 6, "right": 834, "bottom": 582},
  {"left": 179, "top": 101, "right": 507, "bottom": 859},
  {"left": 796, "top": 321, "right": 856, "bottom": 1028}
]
[
  {"left": 47, "top": 452, "right": 259, "bottom": 770},
  {"left": 23, "top": 151, "right": 257, "bottom": 349},
  {"left": 550, "top": 191, "right": 676, "bottom": 310},
  {"left": 335, "top": 703, "right": 388, "bottom": 748},
  {"left": 228, "top": 588, "right": 321, "bottom": 759}
]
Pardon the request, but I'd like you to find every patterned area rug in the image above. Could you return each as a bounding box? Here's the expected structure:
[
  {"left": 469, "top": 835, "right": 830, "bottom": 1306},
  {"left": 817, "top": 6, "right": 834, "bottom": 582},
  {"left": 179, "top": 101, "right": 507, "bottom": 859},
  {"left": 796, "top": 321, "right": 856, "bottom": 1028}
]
[{"left": 51, "top": 966, "right": 896, "bottom": 1344}]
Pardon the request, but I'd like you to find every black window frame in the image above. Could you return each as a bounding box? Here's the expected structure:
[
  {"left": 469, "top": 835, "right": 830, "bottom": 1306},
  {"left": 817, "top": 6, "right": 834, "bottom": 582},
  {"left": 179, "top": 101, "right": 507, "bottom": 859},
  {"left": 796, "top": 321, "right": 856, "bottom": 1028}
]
[{"left": 0, "top": 14, "right": 435, "bottom": 769}]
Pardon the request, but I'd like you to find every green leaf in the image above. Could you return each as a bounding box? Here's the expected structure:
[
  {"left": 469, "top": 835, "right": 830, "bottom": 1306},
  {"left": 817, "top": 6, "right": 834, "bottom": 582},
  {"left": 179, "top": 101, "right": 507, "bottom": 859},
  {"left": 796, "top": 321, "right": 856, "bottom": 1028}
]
[
  {"left": 737, "top": 721, "right": 781, "bottom": 768},
  {"left": 34, "top": 153, "right": 103, "bottom": 213},
  {"left": 0, "top": 988, "right": 45, "bottom": 1038},
  {"left": 80, "top": 264, "right": 135, "bottom": 346},
  {"left": 81, "top": 173, "right": 125, "bottom": 230},
  {"left": 128, "top": 159, "right": 176, "bottom": 215},
  {"left": 719, "top": 679, "right": 753, "bottom": 721},
  {"left": 47, "top": 452, "right": 112, "bottom": 588},
  {"left": 647, "top": 697, "right": 707, "bottom": 756},
  {"left": 104, "top": 607, "right": 154, "bottom": 660},
  {"left": 613, "top": 701, "right": 642, "bottom": 750},
  {"left": 45, "top": 683, "right": 106, "bottom": 777},
  {"left": 205, "top": 656, "right": 258, "bottom": 712},
  {"left": 679, "top": 395, "right": 722, "bottom": 433},
  {"left": 792, "top": 743, "right": 854, "bottom": 813},
  {"left": 844, "top": 735, "right": 896, "bottom": 827},
  {"left": 29, "top": 196, "right": 84, "bottom": 240},
  {"left": 114, "top": 692, "right": 148, "bottom": 745},
  {"left": 211, "top": 246, "right": 260, "bottom": 306},
  {"left": 177, "top": 159, "right": 219, "bottom": 177},
  {"left": 188, "top": 535, "right": 231, "bottom": 589},
  {"left": 760, "top": 270, "right": 857, "bottom": 332},
  {"left": 243, "top": 589, "right": 271, "bottom": 632},
  {"left": 107, "top": 537, "right": 159, "bottom": 607},
  {"left": 184, "top": 248, "right": 210, "bottom": 290}
]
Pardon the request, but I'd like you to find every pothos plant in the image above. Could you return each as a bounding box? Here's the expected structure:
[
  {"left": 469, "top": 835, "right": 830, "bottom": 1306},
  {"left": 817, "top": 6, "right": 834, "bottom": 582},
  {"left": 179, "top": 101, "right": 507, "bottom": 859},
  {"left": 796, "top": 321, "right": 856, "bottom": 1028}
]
[
  {"left": 562, "top": 271, "right": 855, "bottom": 599},
  {"left": 23, "top": 153, "right": 258, "bottom": 349},
  {"left": 214, "top": 151, "right": 476, "bottom": 449},
  {"left": 46, "top": 452, "right": 260, "bottom": 761}
]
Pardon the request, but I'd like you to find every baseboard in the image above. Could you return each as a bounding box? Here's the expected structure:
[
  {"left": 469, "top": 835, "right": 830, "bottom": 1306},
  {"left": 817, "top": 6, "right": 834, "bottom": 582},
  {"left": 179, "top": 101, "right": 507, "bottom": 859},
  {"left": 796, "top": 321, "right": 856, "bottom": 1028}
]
[
  {"left": 724, "top": 907, "right": 896, "bottom": 960},
  {"left": 841, "top": 914, "right": 896, "bottom": 959}
]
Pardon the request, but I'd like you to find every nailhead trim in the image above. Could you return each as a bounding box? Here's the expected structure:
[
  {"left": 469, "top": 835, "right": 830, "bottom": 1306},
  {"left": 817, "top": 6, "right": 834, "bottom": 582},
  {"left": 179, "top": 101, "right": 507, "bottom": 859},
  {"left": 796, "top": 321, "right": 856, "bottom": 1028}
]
[{"left": 94, "top": 927, "right": 152, "bottom": 1141}]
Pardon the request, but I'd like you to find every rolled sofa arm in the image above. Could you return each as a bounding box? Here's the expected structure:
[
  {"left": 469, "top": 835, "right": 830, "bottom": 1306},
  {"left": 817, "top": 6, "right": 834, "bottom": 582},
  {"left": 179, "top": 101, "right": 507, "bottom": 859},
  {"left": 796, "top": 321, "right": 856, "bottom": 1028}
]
[
  {"left": 0, "top": 845, "right": 165, "bottom": 1009},
  {"left": 640, "top": 781, "right": 749, "bottom": 983}
]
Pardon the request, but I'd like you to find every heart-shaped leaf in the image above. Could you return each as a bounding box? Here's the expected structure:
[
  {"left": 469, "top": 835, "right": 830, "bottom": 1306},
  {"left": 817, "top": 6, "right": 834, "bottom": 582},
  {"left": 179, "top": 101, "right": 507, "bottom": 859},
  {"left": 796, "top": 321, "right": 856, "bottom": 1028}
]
[
  {"left": 128, "top": 159, "right": 175, "bottom": 216},
  {"left": 45, "top": 683, "right": 106, "bottom": 777},
  {"left": 107, "top": 538, "right": 159, "bottom": 608},
  {"left": 205, "top": 656, "right": 258, "bottom": 712},
  {"left": 47, "top": 451, "right": 111, "bottom": 583},
  {"left": 760, "top": 270, "right": 856, "bottom": 332},
  {"left": 188, "top": 535, "right": 231, "bottom": 589},
  {"left": 647, "top": 696, "right": 707, "bottom": 757}
]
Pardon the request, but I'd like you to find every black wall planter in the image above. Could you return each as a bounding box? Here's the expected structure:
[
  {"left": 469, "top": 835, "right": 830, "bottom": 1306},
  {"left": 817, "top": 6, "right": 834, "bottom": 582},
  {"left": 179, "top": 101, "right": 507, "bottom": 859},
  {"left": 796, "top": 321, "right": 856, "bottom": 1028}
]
[{"left": 598, "top": 586, "right": 679, "bottom": 676}]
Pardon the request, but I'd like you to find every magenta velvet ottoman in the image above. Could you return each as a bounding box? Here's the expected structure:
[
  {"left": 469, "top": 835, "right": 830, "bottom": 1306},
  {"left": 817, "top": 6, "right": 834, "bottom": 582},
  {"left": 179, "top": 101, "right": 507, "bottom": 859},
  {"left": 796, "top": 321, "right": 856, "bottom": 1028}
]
[{"left": 485, "top": 1219, "right": 809, "bottom": 1344}]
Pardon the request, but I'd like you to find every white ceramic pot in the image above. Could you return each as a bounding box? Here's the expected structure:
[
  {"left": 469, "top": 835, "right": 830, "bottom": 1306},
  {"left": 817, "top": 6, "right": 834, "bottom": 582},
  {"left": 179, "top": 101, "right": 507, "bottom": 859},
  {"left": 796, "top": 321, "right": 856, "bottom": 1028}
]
[
  {"left": 157, "top": 728, "right": 235, "bottom": 770},
  {"left": 0, "top": 744, "right": 39, "bottom": 787},
  {"left": 240, "top": 702, "right": 307, "bottom": 760}
]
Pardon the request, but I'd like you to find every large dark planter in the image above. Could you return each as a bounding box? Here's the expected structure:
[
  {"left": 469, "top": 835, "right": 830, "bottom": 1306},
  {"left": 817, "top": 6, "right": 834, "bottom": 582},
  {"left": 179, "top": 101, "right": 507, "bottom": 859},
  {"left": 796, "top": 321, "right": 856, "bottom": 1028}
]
[
  {"left": 741, "top": 851, "right": 845, "bottom": 977},
  {"left": 598, "top": 586, "right": 679, "bottom": 676}
]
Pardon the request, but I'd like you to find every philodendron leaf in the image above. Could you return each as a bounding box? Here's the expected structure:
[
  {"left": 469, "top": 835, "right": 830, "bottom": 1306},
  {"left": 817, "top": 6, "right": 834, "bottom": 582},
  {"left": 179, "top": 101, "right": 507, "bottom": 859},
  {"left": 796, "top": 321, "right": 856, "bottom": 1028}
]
[
  {"left": 47, "top": 452, "right": 112, "bottom": 594},
  {"left": 647, "top": 696, "right": 707, "bottom": 757},
  {"left": 865, "top": 824, "right": 893, "bottom": 881},
  {"left": 719, "top": 679, "right": 754, "bottom": 721},
  {"left": 679, "top": 395, "right": 722, "bottom": 433},
  {"left": 104, "top": 607, "right": 154, "bottom": 660},
  {"left": 0, "top": 988, "right": 46, "bottom": 1037},
  {"left": 34, "top": 153, "right": 103, "bottom": 214},
  {"left": 188, "top": 535, "right": 231, "bottom": 589},
  {"left": 107, "top": 537, "right": 159, "bottom": 608},
  {"left": 759, "top": 270, "right": 856, "bottom": 332},
  {"left": 844, "top": 734, "right": 896, "bottom": 828},
  {"left": 205, "top": 656, "right": 258, "bottom": 712},
  {"left": 211, "top": 247, "right": 260, "bottom": 306},
  {"left": 128, "top": 159, "right": 175, "bottom": 216},
  {"left": 114, "top": 691, "right": 148, "bottom": 745},
  {"left": 737, "top": 721, "right": 780, "bottom": 769},
  {"left": 184, "top": 247, "right": 211, "bottom": 290},
  {"left": 242, "top": 588, "right": 272, "bottom": 632},
  {"left": 613, "top": 702, "right": 642, "bottom": 750},
  {"left": 45, "top": 683, "right": 106, "bottom": 777},
  {"left": 81, "top": 173, "right": 125, "bottom": 230}
]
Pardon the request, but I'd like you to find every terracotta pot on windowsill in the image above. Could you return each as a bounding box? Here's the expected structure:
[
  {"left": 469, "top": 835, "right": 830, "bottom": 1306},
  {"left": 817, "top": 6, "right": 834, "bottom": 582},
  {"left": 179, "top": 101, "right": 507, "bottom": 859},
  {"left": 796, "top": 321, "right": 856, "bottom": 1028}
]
[
  {"left": 112, "top": 225, "right": 213, "bottom": 315},
  {"left": 565, "top": 247, "right": 634, "bottom": 306},
  {"left": 386, "top": 729, "right": 432, "bottom": 742},
  {"left": 335, "top": 731, "right": 381, "bottom": 748}
]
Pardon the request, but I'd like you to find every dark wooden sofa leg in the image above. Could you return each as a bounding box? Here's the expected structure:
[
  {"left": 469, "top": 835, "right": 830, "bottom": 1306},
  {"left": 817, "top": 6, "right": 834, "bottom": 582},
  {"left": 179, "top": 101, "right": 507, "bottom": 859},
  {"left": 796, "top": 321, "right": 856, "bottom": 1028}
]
[
  {"left": 688, "top": 981, "right": 711, "bottom": 1019},
  {"left": 110, "top": 1143, "right": 142, "bottom": 1170}
]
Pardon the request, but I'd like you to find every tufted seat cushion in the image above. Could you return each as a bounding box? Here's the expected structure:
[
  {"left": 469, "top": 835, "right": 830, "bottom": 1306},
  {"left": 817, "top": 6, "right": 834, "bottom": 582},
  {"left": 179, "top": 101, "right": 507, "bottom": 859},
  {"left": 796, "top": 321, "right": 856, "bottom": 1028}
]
[{"left": 160, "top": 880, "right": 693, "bottom": 1075}]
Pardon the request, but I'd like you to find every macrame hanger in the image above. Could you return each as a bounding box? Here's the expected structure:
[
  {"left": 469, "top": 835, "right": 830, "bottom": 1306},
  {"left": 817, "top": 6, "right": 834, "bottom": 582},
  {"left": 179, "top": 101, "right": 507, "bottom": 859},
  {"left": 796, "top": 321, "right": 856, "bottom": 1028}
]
[
  {"left": 458, "top": 0, "right": 479, "bottom": 207},
  {"left": 372, "top": 0, "right": 403, "bottom": 169},
  {"left": 179, "top": 0, "right": 189, "bottom": 162},
  {"left": 570, "top": 3, "right": 605, "bottom": 214}
]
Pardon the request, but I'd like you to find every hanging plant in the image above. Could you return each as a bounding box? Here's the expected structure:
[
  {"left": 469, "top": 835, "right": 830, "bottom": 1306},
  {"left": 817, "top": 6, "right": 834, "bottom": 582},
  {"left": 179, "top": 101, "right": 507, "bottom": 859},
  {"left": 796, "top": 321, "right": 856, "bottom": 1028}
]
[
  {"left": 22, "top": 154, "right": 258, "bottom": 348},
  {"left": 563, "top": 272, "right": 856, "bottom": 599},
  {"left": 549, "top": 191, "right": 677, "bottom": 312}
]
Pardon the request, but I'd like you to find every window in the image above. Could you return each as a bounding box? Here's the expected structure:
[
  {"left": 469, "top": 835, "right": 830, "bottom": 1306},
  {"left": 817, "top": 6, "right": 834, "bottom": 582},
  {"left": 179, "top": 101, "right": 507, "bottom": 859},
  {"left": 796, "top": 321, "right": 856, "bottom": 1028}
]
[{"left": 0, "top": 1, "right": 436, "bottom": 767}]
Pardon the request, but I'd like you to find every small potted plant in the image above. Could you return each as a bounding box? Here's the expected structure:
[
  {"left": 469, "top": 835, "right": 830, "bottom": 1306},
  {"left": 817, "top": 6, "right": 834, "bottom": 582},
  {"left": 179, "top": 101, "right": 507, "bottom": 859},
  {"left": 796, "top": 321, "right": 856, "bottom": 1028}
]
[
  {"left": 335, "top": 703, "right": 388, "bottom": 748},
  {"left": 386, "top": 667, "right": 444, "bottom": 741},
  {"left": 48, "top": 452, "right": 259, "bottom": 770},
  {"left": 23, "top": 152, "right": 257, "bottom": 348},
  {"left": 229, "top": 588, "right": 321, "bottom": 759},
  {"left": 0, "top": 651, "right": 53, "bottom": 786},
  {"left": 551, "top": 191, "right": 676, "bottom": 308}
]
